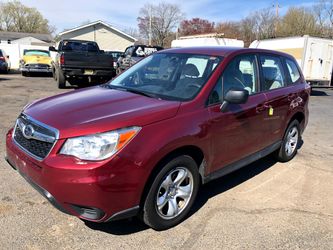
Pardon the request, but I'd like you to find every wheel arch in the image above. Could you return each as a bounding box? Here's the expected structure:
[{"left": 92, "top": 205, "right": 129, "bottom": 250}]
[
  {"left": 287, "top": 111, "right": 305, "bottom": 133},
  {"left": 139, "top": 145, "right": 205, "bottom": 211}
]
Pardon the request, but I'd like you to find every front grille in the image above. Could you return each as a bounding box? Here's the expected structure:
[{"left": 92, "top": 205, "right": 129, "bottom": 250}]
[{"left": 13, "top": 114, "right": 58, "bottom": 160}]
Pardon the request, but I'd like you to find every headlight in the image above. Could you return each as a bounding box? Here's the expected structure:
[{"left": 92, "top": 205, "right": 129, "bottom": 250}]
[{"left": 60, "top": 126, "right": 141, "bottom": 161}]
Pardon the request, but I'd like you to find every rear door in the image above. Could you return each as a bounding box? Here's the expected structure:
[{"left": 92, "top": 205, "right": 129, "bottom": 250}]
[
  {"left": 258, "top": 54, "right": 293, "bottom": 143},
  {"left": 207, "top": 53, "right": 269, "bottom": 172}
]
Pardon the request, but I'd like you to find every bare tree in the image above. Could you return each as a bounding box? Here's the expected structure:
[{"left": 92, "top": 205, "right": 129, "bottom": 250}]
[
  {"left": 0, "top": 0, "right": 54, "bottom": 34},
  {"left": 137, "top": 2, "right": 184, "bottom": 47},
  {"left": 251, "top": 8, "right": 277, "bottom": 40},
  {"left": 239, "top": 16, "right": 257, "bottom": 46},
  {"left": 313, "top": 0, "right": 333, "bottom": 37},
  {"left": 215, "top": 21, "right": 241, "bottom": 38}
]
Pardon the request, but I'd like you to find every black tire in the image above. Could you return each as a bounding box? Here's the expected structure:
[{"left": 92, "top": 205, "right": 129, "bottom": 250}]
[
  {"left": 274, "top": 120, "right": 301, "bottom": 162},
  {"left": 142, "top": 155, "right": 200, "bottom": 230},
  {"left": 56, "top": 69, "right": 66, "bottom": 89},
  {"left": 52, "top": 67, "right": 57, "bottom": 80},
  {"left": 116, "top": 67, "right": 123, "bottom": 75},
  {"left": 21, "top": 71, "right": 27, "bottom": 77}
]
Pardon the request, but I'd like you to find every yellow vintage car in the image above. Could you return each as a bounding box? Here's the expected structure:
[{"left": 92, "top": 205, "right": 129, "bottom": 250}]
[{"left": 20, "top": 49, "right": 52, "bottom": 76}]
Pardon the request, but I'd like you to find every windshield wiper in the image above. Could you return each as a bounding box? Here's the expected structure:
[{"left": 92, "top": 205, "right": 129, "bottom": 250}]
[
  {"left": 103, "top": 84, "right": 158, "bottom": 99},
  {"left": 124, "top": 88, "right": 158, "bottom": 98}
]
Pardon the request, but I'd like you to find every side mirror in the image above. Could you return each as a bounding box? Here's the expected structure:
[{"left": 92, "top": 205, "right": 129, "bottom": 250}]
[
  {"left": 6, "top": 55, "right": 9, "bottom": 59},
  {"left": 220, "top": 88, "right": 249, "bottom": 112},
  {"left": 49, "top": 46, "right": 57, "bottom": 52}
]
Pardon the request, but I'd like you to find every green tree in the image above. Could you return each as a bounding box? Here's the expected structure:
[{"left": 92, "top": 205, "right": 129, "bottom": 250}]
[
  {"left": 0, "top": 0, "right": 54, "bottom": 34},
  {"left": 277, "top": 7, "right": 321, "bottom": 37}
]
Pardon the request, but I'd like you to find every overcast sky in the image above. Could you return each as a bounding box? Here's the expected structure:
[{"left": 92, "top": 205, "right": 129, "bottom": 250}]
[{"left": 9, "top": 0, "right": 317, "bottom": 33}]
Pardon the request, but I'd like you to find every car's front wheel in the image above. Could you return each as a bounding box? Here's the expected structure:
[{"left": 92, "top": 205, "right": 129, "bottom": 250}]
[{"left": 142, "top": 155, "right": 200, "bottom": 230}]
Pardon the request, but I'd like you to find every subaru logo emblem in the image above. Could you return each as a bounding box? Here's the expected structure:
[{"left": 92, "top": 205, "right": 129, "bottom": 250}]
[{"left": 23, "top": 125, "right": 34, "bottom": 139}]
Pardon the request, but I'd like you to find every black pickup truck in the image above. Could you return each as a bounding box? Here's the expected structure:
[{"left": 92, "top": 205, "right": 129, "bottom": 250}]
[
  {"left": 49, "top": 40, "right": 115, "bottom": 88},
  {"left": 116, "top": 45, "right": 163, "bottom": 75}
]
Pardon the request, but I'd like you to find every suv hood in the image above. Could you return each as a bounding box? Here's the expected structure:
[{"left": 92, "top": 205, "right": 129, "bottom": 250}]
[{"left": 24, "top": 86, "right": 180, "bottom": 139}]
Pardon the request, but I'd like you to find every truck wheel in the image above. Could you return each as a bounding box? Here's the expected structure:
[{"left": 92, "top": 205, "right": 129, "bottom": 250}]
[
  {"left": 56, "top": 69, "right": 66, "bottom": 89},
  {"left": 52, "top": 67, "right": 57, "bottom": 80},
  {"left": 142, "top": 155, "right": 200, "bottom": 230},
  {"left": 116, "top": 68, "right": 123, "bottom": 75},
  {"left": 274, "top": 120, "right": 301, "bottom": 162}
]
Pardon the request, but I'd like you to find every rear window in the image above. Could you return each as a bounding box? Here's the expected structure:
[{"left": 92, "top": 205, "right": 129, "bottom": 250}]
[
  {"left": 285, "top": 59, "right": 301, "bottom": 84},
  {"left": 61, "top": 41, "right": 99, "bottom": 52},
  {"left": 24, "top": 50, "right": 50, "bottom": 57},
  {"left": 0, "top": 50, "right": 3, "bottom": 57}
]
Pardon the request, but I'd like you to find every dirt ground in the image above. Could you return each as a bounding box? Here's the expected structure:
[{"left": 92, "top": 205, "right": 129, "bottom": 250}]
[{"left": 0, "top": 73, "right": 332, "bottom": 249}]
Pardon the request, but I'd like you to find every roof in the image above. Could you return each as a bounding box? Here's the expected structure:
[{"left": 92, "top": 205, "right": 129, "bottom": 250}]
[
  {"left": 161, "top": 46, "right": 295, "bottom": 58},
  {"left": 58, "top": 20, "right": 137, "bottom": 42},
  {"left": 179, "top": 33, "right": 225, "bottom": 39},
  {"left": 0, "top": 31, "right": 53, "bottom": 42},
  {"left": 12, "top": 36, "right": 47, "bottom": 44}
]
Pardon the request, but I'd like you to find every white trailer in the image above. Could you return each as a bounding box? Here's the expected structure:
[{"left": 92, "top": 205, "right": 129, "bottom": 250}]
[
  {"left": 250, "top": 35, "right": 333, "bottom": 87},
  {"left": 171, "top": 33, "right": 244, "bottom": 48}
]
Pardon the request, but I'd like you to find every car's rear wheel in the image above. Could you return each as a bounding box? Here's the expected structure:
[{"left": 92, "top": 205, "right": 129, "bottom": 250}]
[
  {"left": 275, "top": 120, "right": 301, "bottom": 162},
  {"left": 56, "top": 69, "right": 66, "bottom": 89},
  {"left": 142, "top": 155, "right": 200, "bottom": 230}
]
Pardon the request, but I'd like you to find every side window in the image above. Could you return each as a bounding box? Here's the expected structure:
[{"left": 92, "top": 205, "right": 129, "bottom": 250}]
[
  {"left": 208, "top": 54, "right": 258, "bottom": 105},
  {"left": 223, "top": 54, "right": 258, "bottom": 96},
  {"left": 285, "top": 59, "right": 301, "bottom": 84},
  {"left": 260, "top": 55, "right": 285, "bottom": 91},
  {"left": 124, "top": 47, "right": 132, "bottom": 56}
]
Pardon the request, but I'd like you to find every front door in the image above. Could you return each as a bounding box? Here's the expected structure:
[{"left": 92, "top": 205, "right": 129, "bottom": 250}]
[{"left": 207, "top": 54, "right": 270, "bottom": 173}]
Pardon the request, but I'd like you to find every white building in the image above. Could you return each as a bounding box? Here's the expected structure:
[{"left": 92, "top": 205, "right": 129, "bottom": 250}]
[{"left": 58, "top": 20, "right": 137, "bottom": 51}]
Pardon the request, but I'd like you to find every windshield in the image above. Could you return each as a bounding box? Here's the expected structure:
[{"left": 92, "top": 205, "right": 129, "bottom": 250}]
[
  {"left": 24, "top": 50, "right": 50, "bottom": 57},
  {"left": 109, "top": 53, "right": 222, "bottom": 101}
]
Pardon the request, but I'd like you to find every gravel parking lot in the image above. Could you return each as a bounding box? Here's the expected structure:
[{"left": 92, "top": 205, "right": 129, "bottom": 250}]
[{"left": 0, "top": 73, "right": 332, "bottom": 249}]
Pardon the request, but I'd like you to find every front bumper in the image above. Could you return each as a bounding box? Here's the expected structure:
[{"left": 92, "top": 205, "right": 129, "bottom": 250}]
[{"left": 6, "top": 128, "right": 142, "bottom": 222}]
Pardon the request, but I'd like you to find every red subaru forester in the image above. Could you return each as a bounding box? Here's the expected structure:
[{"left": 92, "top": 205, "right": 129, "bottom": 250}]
[{"left": 6, "top": 47, "right": 309, "bottom": 230}]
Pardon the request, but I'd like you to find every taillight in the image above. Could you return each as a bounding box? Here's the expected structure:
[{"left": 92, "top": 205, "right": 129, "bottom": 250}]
[
  {"left": 0, "top": 57, "right": 5, "bottom": 62},
  {"left": 59, "top": 54, "right": 65, "bottom": 65}
]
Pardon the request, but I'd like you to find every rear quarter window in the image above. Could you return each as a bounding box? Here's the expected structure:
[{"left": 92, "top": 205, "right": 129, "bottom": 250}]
[{"left": 285, "top": 59, "right": 301, "bottom": 84}]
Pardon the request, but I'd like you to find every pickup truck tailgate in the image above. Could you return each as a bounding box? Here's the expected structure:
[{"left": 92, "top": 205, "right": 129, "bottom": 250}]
[{"left": 62, "top": 52, "right": 113, "bottom": 69}]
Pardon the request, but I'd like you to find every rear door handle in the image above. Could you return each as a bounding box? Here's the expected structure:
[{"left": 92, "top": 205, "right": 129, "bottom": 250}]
[{"left": 256, "top": 103, "right": 270, "bottom": 113}]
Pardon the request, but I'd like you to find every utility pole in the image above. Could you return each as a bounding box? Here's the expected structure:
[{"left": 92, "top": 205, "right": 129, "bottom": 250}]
[
  {"left": 273, "top": 1, "right": 280, "bottom": 19},
  {"left": 273, "top": 2, "right": 281, "bottom": 36},
  {"left": 148, "top": 5, "right": 152, "bottom": 46}
]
